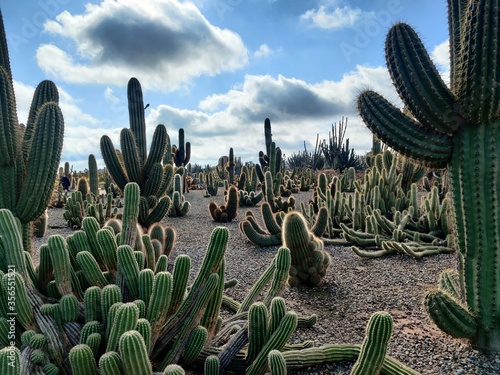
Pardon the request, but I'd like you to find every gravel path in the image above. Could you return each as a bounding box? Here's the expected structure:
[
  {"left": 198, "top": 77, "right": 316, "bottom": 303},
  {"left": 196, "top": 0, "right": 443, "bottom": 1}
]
[{"left": 38, "top": 189, "right": 500, "bottom": 374}]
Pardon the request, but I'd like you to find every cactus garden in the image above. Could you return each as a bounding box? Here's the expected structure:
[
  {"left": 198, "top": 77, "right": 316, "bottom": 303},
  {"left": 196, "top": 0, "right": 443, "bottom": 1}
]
[{"left": 2, "top": 1, "right": 500, "bottom": 374}]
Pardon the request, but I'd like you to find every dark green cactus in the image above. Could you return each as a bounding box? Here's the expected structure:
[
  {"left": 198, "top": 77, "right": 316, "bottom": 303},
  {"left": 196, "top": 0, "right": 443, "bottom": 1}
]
[
  {"left": 88, "top": 154, "right": 99, "bottom": 196},
  {"left": 356, "top": 1, "right": 500, "bottom": 352},
  {"left": 173, "top": 128, "right": 191, "bottom": 167},
  {"left": 0, "top": 10, "right": 64, "bottom": 252},
  {"left": 100, "top": 77, "right": 173, "bottom": 228}
]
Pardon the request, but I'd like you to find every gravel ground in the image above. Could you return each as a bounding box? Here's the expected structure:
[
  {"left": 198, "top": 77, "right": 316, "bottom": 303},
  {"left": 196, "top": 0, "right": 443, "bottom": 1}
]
[{"left": 36, "top": 189, "right": 500, "bottom": 375}]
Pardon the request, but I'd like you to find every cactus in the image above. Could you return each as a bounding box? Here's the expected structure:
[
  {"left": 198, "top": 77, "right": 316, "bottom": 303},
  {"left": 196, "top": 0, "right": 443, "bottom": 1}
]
[
  {"left": 282, "top": 212, "right": 331, "bottom": 286},
  {"left": 173, "top": 128, "right": 191, "bottom": 167},
  {"left": 101, "top": 77, "right": 173, "bottom": 227},
  {"left": 356, "top": 1, "right": 500, "bottom": 351},
  {"left": 350, "top": 311, "right": 393, "bottom": 375},
  {"left": 88, "top": 154, "right": 99, "bottom": 196},
  {"left": 167, "top": 173, "right": 190, "bottom": 217},
  {"left": 0, "top": 10, "right": 64, "bottom": 252},
  {"left": 209, "top": 185, "right": 239, "bottom": 222}
]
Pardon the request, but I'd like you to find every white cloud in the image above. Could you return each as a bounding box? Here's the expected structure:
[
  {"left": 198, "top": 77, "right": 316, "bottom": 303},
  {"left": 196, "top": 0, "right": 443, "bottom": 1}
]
[
  {"left": 104, "top": 87, "right": 121, "bottom": 104},
  {"left": 431, "top": 39, "right": 450, "bottom": 86},
  {"left": 253, "top": 44, "right": 273, "bottom": 59},
  {"left": 38, "top": 0, "right": 248, "bottom": 90},
  {"left": 147, "top": 65, "right": 398, "bottom": 166},
  {"left": 13, "top": 65, "right": 399, "bottom": 171},
  {"left": 301, "top": 1, "right": 375, "bottom": 30}
]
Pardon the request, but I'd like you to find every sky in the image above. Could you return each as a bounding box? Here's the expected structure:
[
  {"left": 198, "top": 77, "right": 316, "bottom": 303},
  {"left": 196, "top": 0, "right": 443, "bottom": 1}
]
[{"left": 1, "top": 0, "right": 450, "bottom": 171}]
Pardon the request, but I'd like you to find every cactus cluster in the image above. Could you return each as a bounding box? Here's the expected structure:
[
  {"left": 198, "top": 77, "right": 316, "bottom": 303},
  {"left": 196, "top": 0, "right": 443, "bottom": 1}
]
[
  {"left": 208, "top": 185, "right": 239, "bottom": 222},
  {"left": 100, "top": 77, "right": 173, "bottom": 228}
]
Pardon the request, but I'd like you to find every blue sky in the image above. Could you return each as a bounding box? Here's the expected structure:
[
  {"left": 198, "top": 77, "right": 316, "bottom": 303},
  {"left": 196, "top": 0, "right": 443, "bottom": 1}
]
[{"left": 1, "top": 0, "right": 450, "bottom": 171}]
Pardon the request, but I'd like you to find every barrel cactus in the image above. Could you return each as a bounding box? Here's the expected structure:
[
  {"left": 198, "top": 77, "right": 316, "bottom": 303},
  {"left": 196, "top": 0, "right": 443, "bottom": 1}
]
[{"left": 357, "top": 0, "right": 500, "bottom": 352}]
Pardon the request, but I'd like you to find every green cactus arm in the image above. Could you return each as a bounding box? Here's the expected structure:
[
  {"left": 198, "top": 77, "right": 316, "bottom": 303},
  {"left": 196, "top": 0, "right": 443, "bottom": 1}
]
[
  {"left": 128, "top": 77, "right": 148, "bottom": 166},
  {"left": 121, "top": 128, "right": 143, "bottom": 186},
  {"left": 246, "top": 302, "right": 269, "bottom": 365},
  {"left": 163, "top": 364, "right": 186, "bottom": 375},
  {"left": 143, "top": 196, "right": 171, "bottom": 228},
  {"left": 263, "top": 248, "right": 291, "bottom": 306},
  {"left": 204, "top": 354, "right": 220, "bottom": 375},
  {"left": 16, "top": 102, "right": 64, "bottom": 223},
  {"left": 83, "top": 286, "right": 102, "bottom": 323},
  {"left": 48, "top": 234, "right": 73, "bottom": 296},
  {"left": 0, "top": 67, "right": 18, "bottom": 169},
  {"left": 0, "top": 346, "right": 20, "bottom": 375},
  {"left": 101, "top": 285, "right": 123, "bottom": 328},
  {"left": 357, "top": 90, "right": 452, "bottom": 167},
  {"left": 76, "top": 251, "right": 109, "bottom": 288},
  {"left": 88, "top": 154, "right": 99, "bottom": 196},
  {"left": 424, "top": 289, "right": 476, "bottom": 338},
  {"left": 201, "top": 259, "right": 226, "bottom": 338},
  {"left": 69, "top": 344, "right": 98, "bottom": 375},
  {"left": 98, "top": 351, "right": 124, "bottom": 375},
  {"left": 117, "top": 245, "right": 141, "bottom": 300},
  {"left": 245, "top": 311, "right": 298, "bottom": 375},
  {"left": 59, "top": 294, "right": 80, "bottom": 322},
  {"left": 385, "top": 23, "right": 462, "bottom": 133},
  {"left": 239, "top": 220, "right": 282, "bottom": 247},
  {"left": 121, "top": 182, "right": 140, "bottom": 248},
  {"left": 181, "top": 325, "right": 208, "bottom": 365},
  {"left": 97, "top": 228, "right": 119, "bottom": 278},
  {"left": 350, "top": 311, "right": 394, "bottom": 375},
  {"left": 143, "top": 125, "right": 168, "bottom": 179},
  {"left": 278, "top": 344, "right": 420, "bottom": 374},
  {"left": 100, "top": 135, "right": 129, "bottom": 191},
  {"left": 454, "top": 0, "right": 500, "bottom": 122},
  {"left": 106, "top": 302, "right": 140, "bottom": 352},
  {"left": 237, "top": 258, "right": 276, "bottom": 314},
  {"left": 147, "top": 271, "right": 173, "bottom": 349},
  {"left": 2, "top": 272, "right": 35, "bottom": 330},
  {"left": 0, "top": 209, "right": 27, "bottom": 277},
  {"left": 119, "top": 330, "right": 153, "bottom": 375},
  {"left": 158, "top": 273, "right": 219, "bottom": 368},
  {"left": 168, "top": 254, "right": 191, "bottom": 317},
  {"left": 23, "top": 80, "right": 59, "bottom": 162},
  {"left": 268, "top": 349, "right": 287, "bottom": 375},
  {"left": 136, "top": 317, "right": 152, "bottom": 353},
  {"left": 142, "top": 163, "right": 163, "bottom": 198}
]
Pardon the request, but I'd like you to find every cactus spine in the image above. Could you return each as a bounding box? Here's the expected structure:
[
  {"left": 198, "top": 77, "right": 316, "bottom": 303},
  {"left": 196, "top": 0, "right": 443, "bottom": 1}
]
[{"left": 357, "top": 1, "right": 500, "bottom": 352}]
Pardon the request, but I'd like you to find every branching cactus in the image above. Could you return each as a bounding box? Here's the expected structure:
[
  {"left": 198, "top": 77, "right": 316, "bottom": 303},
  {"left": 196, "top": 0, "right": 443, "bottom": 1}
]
[
  {"left": 357, "top": 0, "right": 500, "bottom": 352},
  {"left": 0, "top": 11, "right": 64, "bottom": 252},
  {"left": 209, "top": 185, "right": 239, "bottom": 222},
  {"left": 100, "top": 77, "right": 173, "bottom": 228},
  {"left": 173, "top": 128, "right": 191, "bottom": 167}
]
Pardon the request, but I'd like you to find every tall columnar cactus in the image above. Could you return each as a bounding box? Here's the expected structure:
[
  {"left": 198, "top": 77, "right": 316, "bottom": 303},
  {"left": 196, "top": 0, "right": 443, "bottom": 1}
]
[
  {"left": 357, "top": 0, "right": 500, "bottom": 352},
  {"left": 100, "top": 77, "right": 173, "bottom": 228},
  {"left": 88, "top": 154, "right": 99, "bottom": 196},
  {"left": 0, "top": 11, "right": 64, "bottom": 251}
]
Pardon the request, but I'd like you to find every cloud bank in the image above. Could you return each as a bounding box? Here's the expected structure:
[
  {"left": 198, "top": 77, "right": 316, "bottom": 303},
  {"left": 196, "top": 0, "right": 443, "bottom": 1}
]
[{"left": 37, "top": 0, "right": 248, "bottom": 90}]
